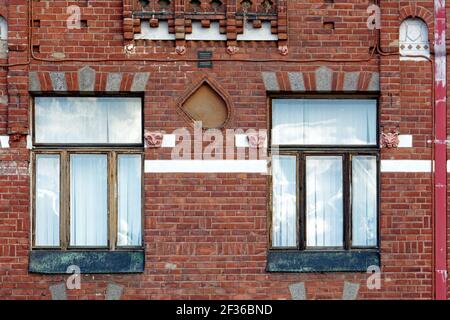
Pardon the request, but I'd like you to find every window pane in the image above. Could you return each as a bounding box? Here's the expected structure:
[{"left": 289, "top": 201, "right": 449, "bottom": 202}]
[
  {"left": 306, "top": 156, "right": 343, "bottom": 247},
  {"left": 117, "top": 155, "right": 142, "bottom": 246},
  {"left": 70, "top": 154, "right": 108, "bottom": 246},
  {"left": 272, "top": 99, "right": 377, "bottom": 145},
  {"left": 352, "top": 156, "right": 378, "bottom": 246},
  {"left": 35, "top": 97, "right": 142, "bottom": 144},
  {"left": 35, "top": 155, "right": 60, "bottom": 246},
  {"left": 272, "top": 155, "right": 297, "bottom": 247}
]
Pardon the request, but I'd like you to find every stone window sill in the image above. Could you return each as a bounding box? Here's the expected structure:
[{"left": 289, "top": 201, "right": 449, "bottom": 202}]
[
  {"left": 29, "top": 250, "right": 145, "bottom": 274},
  {"left": 266, "top": 250, "right": 380, "bottom": 273}
]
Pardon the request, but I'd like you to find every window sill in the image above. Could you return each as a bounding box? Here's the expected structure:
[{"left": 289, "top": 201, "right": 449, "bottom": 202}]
[
  {"left": 29, "top": 250, "right": 145, "bottom": 274},
  {"left": 266, "top": 250, "right": 380, "bottom": 273}
]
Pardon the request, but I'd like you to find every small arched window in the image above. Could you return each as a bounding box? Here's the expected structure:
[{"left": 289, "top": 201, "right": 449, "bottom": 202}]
[
  {"left": 0, "top": 16, "right": 7, "bottom": 40},
  {"left": 399, "top": 18, "right": 430, "bottom": 61},
  {"left": 0, "top": 16, "right": 7, "bottom": 58}
]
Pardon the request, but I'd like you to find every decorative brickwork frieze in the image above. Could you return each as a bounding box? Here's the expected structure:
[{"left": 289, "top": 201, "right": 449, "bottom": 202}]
[{"left": 125, "top": 0, "right": 287, "bottom": 54}]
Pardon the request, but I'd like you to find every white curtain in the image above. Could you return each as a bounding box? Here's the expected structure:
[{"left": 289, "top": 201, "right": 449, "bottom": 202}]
[
  {"left": 0, "top": 16, "right": 7, "bottom": 40},
  {"left": 306, "top": 156, "right": 343, "bottom": 247},
  {"left": 70, "top": 154, "right": 108, "bottom": 246},
  {"left": 35, "top": 155, "right": 60, "bottom": 246},
  {"left": 352, "top": 156, "right": 377, "bottom": 246},
  {"left": 272, "top": 99, "right": 377, "bottom": 145},
  {"left": 117, "top": 155, "right": 142, "bottom": 246},
  {"left": 272, "top": 155, "right": 297, "bottom": 247},
  {"left": 35, "top": 97, "right": 142, "bottom": 144}
]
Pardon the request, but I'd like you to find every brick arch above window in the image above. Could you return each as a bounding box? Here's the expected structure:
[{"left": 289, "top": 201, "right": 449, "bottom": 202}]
[
  {"left": 28, "top": 68, "right": 150, "bottom": 93},
  {"left": 261, "top": 68, "right": 380, "bottom": 93}
]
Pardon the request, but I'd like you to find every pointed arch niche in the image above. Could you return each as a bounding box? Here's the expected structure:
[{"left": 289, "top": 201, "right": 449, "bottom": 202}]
[
  {"left": 177, "top": 77, "right": 232, "bottom": 129},
  {"left": 399, "top": 18, "right": 430, "bottom": 61}
]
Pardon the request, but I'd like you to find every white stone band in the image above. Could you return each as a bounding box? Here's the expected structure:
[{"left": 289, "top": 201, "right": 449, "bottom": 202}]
[
  {"left": 143, "top": 159, "right": 448, "bottom": 174},
  {"left": 380, "top": 160, "right": 432, "bottom": 173},
  {"left": 144, "top": 160, "right": 268, "bottom": 173}
]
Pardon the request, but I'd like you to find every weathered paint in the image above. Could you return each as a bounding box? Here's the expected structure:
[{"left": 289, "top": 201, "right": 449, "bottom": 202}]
[
  {"left": 28, "top": 251, "right": 145, "bottom": 274},
  {"left": 266, "top": 251, "right": 380, "bottom": 273},
  {"left": 433, "top": 0, "right": 448, "bottom": 300}
]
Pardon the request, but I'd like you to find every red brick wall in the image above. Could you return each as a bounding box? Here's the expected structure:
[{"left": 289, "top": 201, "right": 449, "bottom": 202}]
[
  {"left": 447, "top": 0, "right": 450, "bottom": 301},
  {"left": 0, "top": 0, "right": 447, "bottom": 299}
]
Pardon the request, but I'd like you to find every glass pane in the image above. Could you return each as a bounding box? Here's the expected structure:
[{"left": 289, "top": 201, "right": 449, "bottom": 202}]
[
  {"left": 117, "top": 155, "right": 142, "bottom": 246},
  {"left": 35, "top": 97, "right": 142, "bottom": 144},
  {"left": 272, "top": 155, "right": 297, "bottom": 247},
  {"left": 306, "top": 156, "right": 343, "bottom": 247},
  {"left": 35, "top": 155, "right": 60, "bottom": 246},
  {"left": 272, "top": 99, "right": 377, "bottom": 145},
  {"left": 352, "top": 156, "right": 378, "bottom": 247},
  {"left": 70, "top": 154, "right": 108, "bottom": 246}
]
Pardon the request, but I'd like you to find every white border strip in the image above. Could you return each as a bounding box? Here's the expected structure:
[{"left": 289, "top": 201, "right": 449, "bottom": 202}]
[
  {"left": 145, "top": 160, "right": 268, "bottom": 173},
  {"left": 380, "top": 160, "right": 432, "bottom": 173},
  {"left": 144, "top": 160, "right": 443, "bottom": 174}
]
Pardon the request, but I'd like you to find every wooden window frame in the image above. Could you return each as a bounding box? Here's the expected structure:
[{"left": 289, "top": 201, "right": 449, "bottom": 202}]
[
  {"left": 31, "top": 94, "right": 144, "bottom": 148},
  {"left": 31, "top": 94, "right": 145, "bottom": 251},
  {"left": 32, "top": 149, "right": 144, "bottom": 251},
  {"left": 269, "top": 150, "right": 380, "bottom": 251},
  {"left": 268, "top": 95, "right": 380, "bottom": 252},
  {"left": 32, "top": 148, "right": 144, "bottom": 251}
]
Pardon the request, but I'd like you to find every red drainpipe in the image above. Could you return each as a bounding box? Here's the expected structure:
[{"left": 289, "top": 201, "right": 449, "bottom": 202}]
[{"left": 433, "top": 0, "right": 448, "bottom": 300}]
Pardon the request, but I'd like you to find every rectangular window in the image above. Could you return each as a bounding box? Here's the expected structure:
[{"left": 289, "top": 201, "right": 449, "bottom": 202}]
[
  {"left": 271, "top": 155, "right": 297, "bottom": 248},
  {"left": 70, "top": 154, "right": 108, "bottom": 247},
  {"left": 35, "top": 154, "right": 60, "bottom": 247},
  {"left": 117, "top": 154, "right": 142, "bottom": 247},
  {"left": 352, "top": 156, "right": 378, "bottom": 247},
  {"left": 270, "top": 98, "right": 379, "bottom": 252},
  {"left": 272, "top": 99, "right": 377, "bottom": 146},
  {"left": 32, "top": 97, "right": 143, "bottom": 250},
  {"left": 306, "top": 156, "right": 343, "bottom": 248},
  {"left": 34, "top": 97, "right": 142, "bottom": 145}
]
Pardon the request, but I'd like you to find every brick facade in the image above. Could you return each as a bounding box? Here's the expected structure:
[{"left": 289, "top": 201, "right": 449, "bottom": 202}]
[{"left": 0, "top": 0, "right": 448, "bottom": 299}]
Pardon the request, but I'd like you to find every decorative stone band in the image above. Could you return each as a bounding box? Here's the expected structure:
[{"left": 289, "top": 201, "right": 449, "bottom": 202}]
[
  {"left": 261, "top": 68, "right": 380, "bottom": 92},
  {"left": 29, "top": 68, "right": 150, "bottom": 93},
  {"left": 279, "top": 281, "right": 361, "bottom": 300},
  {"left": 145, "top": 160, "right": 268, "bottom": 173},
  {"left": 381, "top": 160, "right": 432, "bottom": 173},
  {"left": 49, "top": 282, "right": 124, "bottom": 300},
  {"left": 143, "top": 160, "right": 450, "bottom": 174}
]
